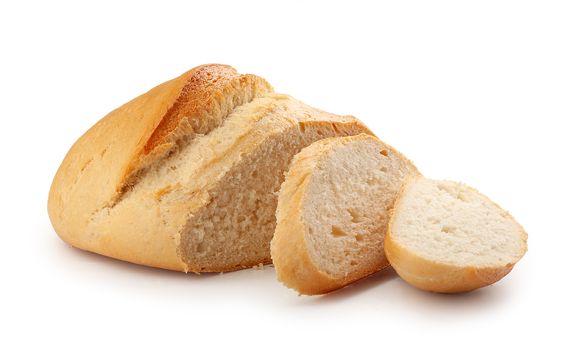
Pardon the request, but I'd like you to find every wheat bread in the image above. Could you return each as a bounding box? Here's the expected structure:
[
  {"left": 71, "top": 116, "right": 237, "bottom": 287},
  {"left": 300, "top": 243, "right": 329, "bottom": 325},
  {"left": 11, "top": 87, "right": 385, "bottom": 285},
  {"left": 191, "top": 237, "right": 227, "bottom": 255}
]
[
  {"left": 385, "top": 178, "right": 528, "bottom": 293},
  {"left": 271, "top": 134, "right": 419, "bottom": 294},
  {"left": 48, "top": 64, "right": 371, "bottom": 272}
]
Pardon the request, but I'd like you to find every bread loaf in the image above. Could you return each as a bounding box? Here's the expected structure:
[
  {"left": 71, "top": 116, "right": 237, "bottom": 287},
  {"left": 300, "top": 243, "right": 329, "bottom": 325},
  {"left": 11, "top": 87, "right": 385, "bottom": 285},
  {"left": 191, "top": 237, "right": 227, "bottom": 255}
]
[{"left": 48, "top": 64, "right": 371, "bottom": 272}]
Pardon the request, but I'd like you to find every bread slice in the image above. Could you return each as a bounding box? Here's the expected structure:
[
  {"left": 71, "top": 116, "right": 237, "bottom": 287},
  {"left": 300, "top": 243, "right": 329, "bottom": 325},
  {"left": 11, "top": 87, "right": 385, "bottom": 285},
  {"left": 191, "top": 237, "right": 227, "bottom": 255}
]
[
  {"left": 271, "top": 134, "right": 419, "bottom": 294},
  {"left": 48, "top": 64, "right": 372, "bottom": 272},
  {"left": 385, "top": 178, "right": 528, "bottom": 293}
]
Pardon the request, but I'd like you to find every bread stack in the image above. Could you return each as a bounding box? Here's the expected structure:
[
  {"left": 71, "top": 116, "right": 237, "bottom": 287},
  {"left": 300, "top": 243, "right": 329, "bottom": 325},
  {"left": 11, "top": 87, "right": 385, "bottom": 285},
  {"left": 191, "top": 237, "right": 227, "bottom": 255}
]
[{"left": 48, "top": 64, "right": 527, "bottom": 295}]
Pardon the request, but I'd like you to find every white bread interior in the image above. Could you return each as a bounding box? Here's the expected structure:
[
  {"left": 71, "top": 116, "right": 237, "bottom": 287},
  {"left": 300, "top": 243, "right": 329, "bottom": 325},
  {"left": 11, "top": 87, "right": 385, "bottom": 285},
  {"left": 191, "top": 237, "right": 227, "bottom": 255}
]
[{"left": 385, "top": 178, "right": 528, "bottom": 293}]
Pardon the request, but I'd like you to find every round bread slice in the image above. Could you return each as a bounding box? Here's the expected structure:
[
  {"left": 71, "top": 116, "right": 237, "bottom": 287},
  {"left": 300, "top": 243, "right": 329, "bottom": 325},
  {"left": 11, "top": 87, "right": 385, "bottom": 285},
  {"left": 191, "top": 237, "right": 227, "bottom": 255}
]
[
  {"left": 385, "top": 178, "right": 528, "bottom": 293},
  {"left": 271, "top": 134, "right": 419, "bottom": 295}
]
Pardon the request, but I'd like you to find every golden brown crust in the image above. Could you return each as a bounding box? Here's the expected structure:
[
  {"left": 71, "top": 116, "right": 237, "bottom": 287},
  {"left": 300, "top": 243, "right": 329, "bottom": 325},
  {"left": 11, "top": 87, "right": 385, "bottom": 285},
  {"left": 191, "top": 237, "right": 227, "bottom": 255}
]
[
  {"left": 144, "top": 65, "right": 271, "bottom": 155},
  {"left": 384, "top": 233, "right": 515, "bottom": 293},
  {"left": 384, "top": 178, "right": 527, "bottom": 293}
]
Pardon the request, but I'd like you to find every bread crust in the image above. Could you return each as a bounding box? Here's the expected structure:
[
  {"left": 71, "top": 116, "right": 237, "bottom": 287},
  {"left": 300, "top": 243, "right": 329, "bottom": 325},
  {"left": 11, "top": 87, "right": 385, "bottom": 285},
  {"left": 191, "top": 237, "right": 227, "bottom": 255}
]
[
  {"left": 384, "top": 178, "right": 528, "bottom": 293},
  {"left": 271, "top": 134, "right": 418, "bottom": 295},
  {"left": 48, "top": 65, "right": 370, "bottom": 272},
  {"left": 143, "top": 65, "right": 271, "bottom": 156}
]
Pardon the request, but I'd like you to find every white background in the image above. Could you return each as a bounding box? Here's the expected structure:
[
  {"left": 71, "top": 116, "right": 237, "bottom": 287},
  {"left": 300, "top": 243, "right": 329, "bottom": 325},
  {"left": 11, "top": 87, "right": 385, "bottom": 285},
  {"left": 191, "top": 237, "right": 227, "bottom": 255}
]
[{"left": 1, "top": 1, "right": 564, "bottom": 349}]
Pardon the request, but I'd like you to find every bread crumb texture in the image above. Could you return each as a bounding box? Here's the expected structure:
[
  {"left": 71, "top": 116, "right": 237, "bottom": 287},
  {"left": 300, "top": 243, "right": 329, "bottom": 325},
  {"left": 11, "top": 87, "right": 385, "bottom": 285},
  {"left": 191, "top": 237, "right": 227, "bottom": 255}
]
[{"left": 392, "top": 179, "right": 527, "bottom": 267}]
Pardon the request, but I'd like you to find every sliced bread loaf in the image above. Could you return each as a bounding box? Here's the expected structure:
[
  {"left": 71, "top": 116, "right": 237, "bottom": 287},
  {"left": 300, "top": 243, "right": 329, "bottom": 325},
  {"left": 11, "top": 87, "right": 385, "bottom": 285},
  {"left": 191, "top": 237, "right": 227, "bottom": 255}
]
[
  {"left": 385, "top": 178, "right": 528, "bottom": 293},
  {"left": 48, "top": 64, "right": 371, "bottom": 272},
  {"left": 271, "top": 134, "right": 419, "bottom": 295}
]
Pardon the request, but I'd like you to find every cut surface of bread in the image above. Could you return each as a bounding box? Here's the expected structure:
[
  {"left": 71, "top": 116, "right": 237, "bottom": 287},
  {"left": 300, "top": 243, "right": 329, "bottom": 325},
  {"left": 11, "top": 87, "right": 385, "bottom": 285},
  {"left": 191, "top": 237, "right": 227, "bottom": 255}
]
[
  {"left": 385, "top": 178, "right": 528, "bottom": 293},
  {"left": 271, "top": 134, "right": 419, "bottom": 295},
  {"left": 48, "top": 64, "right": 371, "bottom": 272}
]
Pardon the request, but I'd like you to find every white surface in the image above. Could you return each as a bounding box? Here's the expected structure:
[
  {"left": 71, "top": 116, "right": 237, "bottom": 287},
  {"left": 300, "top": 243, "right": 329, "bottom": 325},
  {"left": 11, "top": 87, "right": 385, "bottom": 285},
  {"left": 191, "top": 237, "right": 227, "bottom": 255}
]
[{"left": 1, "top": 1, "right": 564, "bottom": 349}]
